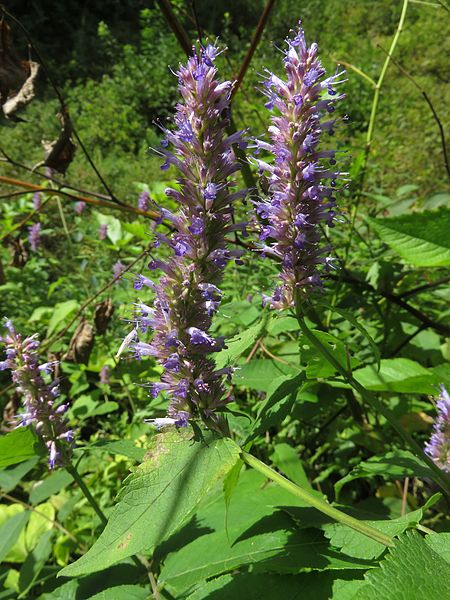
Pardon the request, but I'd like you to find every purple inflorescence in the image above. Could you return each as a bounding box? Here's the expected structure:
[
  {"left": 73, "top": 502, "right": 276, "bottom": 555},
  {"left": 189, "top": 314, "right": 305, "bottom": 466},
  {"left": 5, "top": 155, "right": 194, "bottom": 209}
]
[
  {"left": 33, "top": 192, "right": 42, "bottom": 211},
  {"left": 124, "top": 44, "right": 247, "bottom": 430},
  {"left": 138, "top": 191, "right": 151, "bottom": 211},
  {"left": 425, "top": 386, "right": 450, "bottom": 473},
  {"left": 74, "top": 201, "right": 86, "bottom": 215},
  {"left": 113, "top": 260, "right": 126, "bottom": 283},
  {"left": 99, "top": 364, "right": 111, "bottom": 385},
  {"left": 28, "top": 223, "right": 41, "bottom": 252},
  {"left": 0, "top": 320, "right": 74, "bottom": 469},
  {"left": 254, "top": 24, "right": 346, "bottom": 309},
  {"left": 98, "top": 223, "right": 108, "bottom": 240}
]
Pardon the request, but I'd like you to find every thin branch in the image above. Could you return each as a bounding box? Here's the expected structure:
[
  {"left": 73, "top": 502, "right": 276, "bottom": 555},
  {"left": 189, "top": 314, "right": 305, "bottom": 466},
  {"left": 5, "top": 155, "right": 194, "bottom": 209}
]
[
  {"left": 155, "top": 0, "right": 192, "bottom": 55},
  {"left": 377, "top": 44, "right": 450, "bottom": 180},
  {"left": 1, "top": 492, "right": 87, "bottom": 551},
  {"left": 0, "top": 5, "right": 122, "bottom": 204},
  {"left": 331, "top": 57, "right": 376, "bottom": 88},
  {"left": 399, "top": 275, "right": 450, "bottom": 299},
  {"left": 231, "top": 0, "right": 277, "bottom": 98}
]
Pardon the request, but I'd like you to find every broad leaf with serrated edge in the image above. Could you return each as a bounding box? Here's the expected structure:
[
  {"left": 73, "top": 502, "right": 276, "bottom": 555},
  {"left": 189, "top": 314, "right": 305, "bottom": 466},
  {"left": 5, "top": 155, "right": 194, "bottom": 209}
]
[{"left": 59, "top": 428, "right": 240, "bottom": 577}]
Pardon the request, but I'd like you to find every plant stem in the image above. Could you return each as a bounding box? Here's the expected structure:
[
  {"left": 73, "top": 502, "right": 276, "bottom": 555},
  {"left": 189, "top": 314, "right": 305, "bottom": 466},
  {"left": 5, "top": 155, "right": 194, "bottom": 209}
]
[
  {"left": 295, "top": 314, "right": 450, "bottom": 498},
  {"left": 66, "top": 463, "right": 108, "bottom": 526},
  {"left": 241, "top": 451, "right": 393, "bottom": 547}
]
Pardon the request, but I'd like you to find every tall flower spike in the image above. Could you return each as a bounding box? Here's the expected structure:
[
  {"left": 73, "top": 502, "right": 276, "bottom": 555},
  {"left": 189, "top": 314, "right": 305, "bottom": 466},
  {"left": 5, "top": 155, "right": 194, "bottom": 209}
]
[
  {"left": 126, "top": 44, "right": 247, "bottom": 431},
  {"left": 254, "top": 24, "right": 346, "bottom": 309},
  {"left": 0, "top": 320, "right": 74, "bottom": 469},
  {"left": 425, "top": 386, "right": 450, "bottom": 473}
]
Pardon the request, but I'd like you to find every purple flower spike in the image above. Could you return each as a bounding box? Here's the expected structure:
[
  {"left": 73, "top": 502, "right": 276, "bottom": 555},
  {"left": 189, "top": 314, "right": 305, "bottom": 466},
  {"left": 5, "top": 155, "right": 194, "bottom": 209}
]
[
  {"left": 28, "top": 223, "right": 41, "bottom": 252},
  {"left": 74, "top": 201, "right": 86, "bottom": 215},
  {"left": 138, "top": 191, "right": 150, "bottom": 211},
  {"left": 120, "top": 44, "right": 248, "bottom": 430},
  {"left": 425, "top": 386, "right": 450, "bottom": 473},
  {"left": 113, "top": 260, "right": 126, "bottom": 283},
  {"left": 98, "top": 223, "right": 108, "bottom": 240},
  {"left": 255, "top": 23, "right": 346, "bottom": 309},
  {"left": 0, "top": 320, "right": 74, "bottom": 469},
  {"left": 33, "top": 192, "right": 42, "bottom": 210}
]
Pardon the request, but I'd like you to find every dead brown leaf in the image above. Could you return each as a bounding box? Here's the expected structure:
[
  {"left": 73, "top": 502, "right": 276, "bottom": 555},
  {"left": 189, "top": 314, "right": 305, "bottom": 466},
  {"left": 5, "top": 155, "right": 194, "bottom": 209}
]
[
  {"left": 64, "top": 318, "right": 94, "bottom": 365},
  {"left": 42, "top": 108, "right": 76, "bottom": 174}
]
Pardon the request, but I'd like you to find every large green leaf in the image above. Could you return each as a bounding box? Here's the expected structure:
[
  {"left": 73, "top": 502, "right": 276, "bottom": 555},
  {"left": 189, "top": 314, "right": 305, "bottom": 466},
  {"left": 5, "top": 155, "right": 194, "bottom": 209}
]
[
  {"left": 425, "top": 533, "right": 450, "bottom": 564},
  {"left": 88, "top": 585, "right": 148, "bottom": 600},
  {"left": 0, "top": 511, "right": 30, "bottom": 563},
  {"left": 215, "top": 320, "right": 266, "bottom": 369},
  {"left": 355, "top": 531, "right": 450, "bottom": 599},
  {"left": 18, "top": 529, "right": 54, "bottom": 597},
  {"left": 187, "top": 571, "right": 367, "bottom": 600},
  {"left": 353, "top": 358, "right": 440, "bottom": 394},
  {"left": 46, "top": 300, "right": 79, "bottom": 337},
  {"left": 335, "top": 450, "right": 435, "bottom": 498},
  {"left": 29, "top": 470, "right": 73, "bottom": 505},
  {"left": 367, "top": 208, "right": 450, "bottom": 267},
  {"left": 59, "top": 428, "right": 240, "bottom": 577},
  {"left": 323, "top": 494, "right": 441, "bottom": 559},
  {"left": 0, "top": 428, "right": 40, "bottom": 469},
  {"left": 234, "top": 359, "right": 297, "bottom": 392}
]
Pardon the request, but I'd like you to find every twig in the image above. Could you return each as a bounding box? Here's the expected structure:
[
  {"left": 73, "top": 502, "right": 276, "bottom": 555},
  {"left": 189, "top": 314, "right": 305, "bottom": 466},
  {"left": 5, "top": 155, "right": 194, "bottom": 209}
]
[
  {"left": 0, "top": 5, "right": 122, "bottom": 205},
  {"left": 259, "top": 340, "right": 295, "bottom": 367},
  {"left": 377, "top": 44, "right": 450, "bottom": 180},
  {"left": 1, "top": 491, "right": 87, "bottom": 551},
  {"left": 331, "top": 57, "right": 376, "bottom": 88},
  {"left": 388, "top": 324, "right": 426, "bottom": 357},
  {"left": 399, "top": 276, "right": 450, "bottom": 299},
  {"left": 155, "top": 0, "right": 192, "bottom": 55},
  {"left": 189, "top": 0, "right": 203, "bottom": 45},
  {"left": 401, "top": 477, "right": 410, "bottom": 516},
  {"left": 231, "top": 0, "right": 277, "bottom": 98}
]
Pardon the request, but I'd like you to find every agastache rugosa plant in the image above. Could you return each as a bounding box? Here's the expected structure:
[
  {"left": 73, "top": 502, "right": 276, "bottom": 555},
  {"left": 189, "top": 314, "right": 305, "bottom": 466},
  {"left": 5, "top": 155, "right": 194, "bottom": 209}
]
[
  {"left": 0, "top": 320, "right": 74, "bottom": 469},
  {"left": 254, "top": 24, "right": 346, "bottom": 309},
  {"left": 124, "top": 44, "right": 247, "bottom": 432},
  {"left": 425, "top": 386, "right": 450, "bottom": 473}
]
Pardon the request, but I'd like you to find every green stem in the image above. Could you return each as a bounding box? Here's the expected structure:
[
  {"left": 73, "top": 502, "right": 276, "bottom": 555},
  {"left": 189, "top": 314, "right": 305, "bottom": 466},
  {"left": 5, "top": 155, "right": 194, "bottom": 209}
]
[
  {"left": 241, "top": 451, "right": 393, "bottom": 547},
  {"left": 66, "top": 463, "right": 108, "bottom": 526},
  {"left": 295, "top": 315, "right": 450, "bottom": 498}
]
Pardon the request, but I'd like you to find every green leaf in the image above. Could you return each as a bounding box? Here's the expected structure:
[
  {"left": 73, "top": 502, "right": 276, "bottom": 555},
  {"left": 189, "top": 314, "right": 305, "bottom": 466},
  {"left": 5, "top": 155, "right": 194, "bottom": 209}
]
[
  {"left": 324, "top": 495, "right": 441, "bottom": 560},
  {"left": 215, "top": 320, "right": 266, "bottom": 370},
  {"left": 355, "top": 531, "right": 450, "bottom": 599},
  {"left": 367, "top": 208, "right": 450, "bottom": 267},
  {"left": 267, "top": 316, "right": 299, "bottom": 336},
  {"left": 59, "top": 428, "right": 240, "bottom": 577},
  {"left": 87, "top": 440, "right": 146, "bottom": 462},
  {"left": 302, "top": 330, "right": 360, "bottom": 378},
  {"left": 234, "top": 358, "right": 298, "bottom": 393},
  {"left": 0, "top": 458, "right": 39, "bottom": 493},
  {"left": 425, "top": 533, "right": 450, "bottom": 564},
  {"left": 29, "top": 470, "right": 73, "bottom": 505},
  {"left": 353, "top": 358, "right": 440, "bottom": 394},
  {"left": 47, "top": 300, "right": 79, "bottom": 337},
  {"left": 270, "top": 443, "right": 320, "bottom": 496},
  {"left": 0, "top": 511, "right": 30, "bottom": 563},
  {"left": 88, "top": 585, "right": 148, "bottom": 600},
  {"left": 187, "top": 571, "right": 367, "bottom": 600},
  {"left": 18, "top": 529, "right": 54, "bottom": 597},
  {"left": 335, "top": 450, "right": 435, "bottom": 498},
  {"left": 0, "top": 428, "right": 40, "bottom": 469},
  {"left": 249, "top": 371, "right": 306, "bottom": 439}
]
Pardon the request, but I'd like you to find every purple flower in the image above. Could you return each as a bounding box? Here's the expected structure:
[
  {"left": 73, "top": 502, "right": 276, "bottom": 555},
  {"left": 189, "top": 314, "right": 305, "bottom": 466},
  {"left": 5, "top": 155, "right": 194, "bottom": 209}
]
[
  {"left": 254, "top": 24, "right": 346, "bottom": 309},
  {"left": 0, "top": 320, "right": 74, "bottom": 469},
  {"left": 100, "top": 364, "right": 110, "bottom": 385},
  {"left": 74, "top": 201, "right": 86, "bottom": 215},
  {"left": 121, "top": 44, "right": 247, "bottom": 430},
  {"left": 113, "top": 260, "right": 126, "bottom": 283},
  {"left": 425, "top": 386, "right": 450, "bottom": 473},
  {"left": 28, "top": 223, "right": 41, "bottom": 252},
  {"left": 138, "top": 191, "right": 150, "bottom": 211},
  {"left": 33, "top": 192, "right": 42, "bottom": 210},
  {"left": 98, "top": 224, "right": 108, "bottom": 240}
]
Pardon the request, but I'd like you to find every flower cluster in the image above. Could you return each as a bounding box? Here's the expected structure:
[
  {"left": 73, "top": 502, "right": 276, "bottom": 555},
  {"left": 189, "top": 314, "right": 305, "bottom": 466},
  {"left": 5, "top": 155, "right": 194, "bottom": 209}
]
[
  {"left": 28, "top": 222, "right": 41, "bottom": 252},
  {"left": 425, "top": 386, "right": 450, "bottom": 473},
  {"left": 254, "top": 24, "right": 346, "bottom": 309},
  {"left": 138, "top": 191, "right": 150, "bottom": 211},
  {"left": 0, "top": 320, "right": 74, "bottom": 469},
  {"left": 127, "top": 44, "right": 247, "bottom": 431}
]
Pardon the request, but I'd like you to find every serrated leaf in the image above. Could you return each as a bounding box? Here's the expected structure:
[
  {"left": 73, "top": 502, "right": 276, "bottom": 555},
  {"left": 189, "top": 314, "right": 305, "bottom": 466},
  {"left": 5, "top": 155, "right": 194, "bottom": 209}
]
[
  {"left": 367, "top": 208, "right": 450, "bottom": 267},
  {"left": 335, "top": 450, "right": 435, "bottom": 498},
  {"left": 215, "top": 319, "right": 266, "bottom": 369},
  {"left": 18, "top": 529, "right": 54, "bottom": 597},
  {"left": 59, "top": 428, "right": 240, "bottom": 577},
  {"left": 0, "top": 428, "right": 40, "bottom": 469},
  {"left": 355, "top": 531, "right": 450, "bottom": 600},
  {"left": 324, "top": 495, "right": 441, "bottom": 560},
  {"left": 353, "top": 358, "right": 439, "bottom": 394},
  {"left": 425, "top": 533, "right": 450, "bottom": 563}
]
